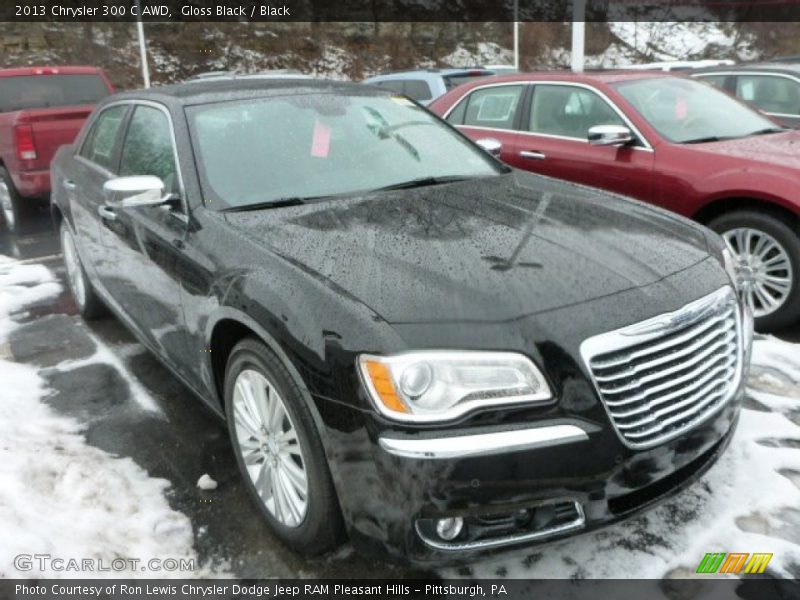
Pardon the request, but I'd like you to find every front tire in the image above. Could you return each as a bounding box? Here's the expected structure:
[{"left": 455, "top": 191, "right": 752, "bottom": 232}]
[
  {"left": 224, "top": 337, "right": 345, "bottom": 554},
  {"left": 59, "top": 220, "right": 107, "bottom": 319},
  {"left": 709, "top": 210, "right": 800, "bottom": 330}
]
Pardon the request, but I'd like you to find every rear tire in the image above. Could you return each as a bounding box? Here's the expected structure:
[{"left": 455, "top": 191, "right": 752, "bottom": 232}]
[
  {"left": 0, "top": 167, "right": 23, "bottom": 234},
  {"left": 59, "top": 220, "right": 107, "bottom": 319},
  {"left": 708, "top": 210, "right": 800, "bottom": 330},
  {"left": 224, "top": 337, "right": 345, "bottom": 554}
]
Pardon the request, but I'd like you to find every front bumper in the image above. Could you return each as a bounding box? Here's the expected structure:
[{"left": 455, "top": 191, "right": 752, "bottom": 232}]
[
  {"left": 331, "top": 390, "right": 741, "bottom": 562},
  {"left": 316, "top": 277, "right": 750, "bottom": 562}
]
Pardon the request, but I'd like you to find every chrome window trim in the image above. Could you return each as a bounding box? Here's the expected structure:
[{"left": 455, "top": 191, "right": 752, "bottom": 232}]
[
  {"left": 415, "top": 500, "right": 585, "bottom": 551},
  {"left": 443, "top": 80, "right": 654, "bottom": 151},
  {"left": 444, "top": 81, "right": 527, "bottom": 132},
  {"left": 694, "top": 71, "right": 800, "bottom": 117},
  {"left": 580, "top": 286, "right": 743, "bottom": 450},
  {"left": 378, "top": 424, "right": 588, "bottom": 460}
]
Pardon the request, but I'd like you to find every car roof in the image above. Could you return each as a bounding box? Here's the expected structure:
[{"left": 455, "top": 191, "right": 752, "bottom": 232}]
[
  {"left": 367, "top": 68, "right": 494, "bottom": 80},
  {"left": 442, "top": 70, "right": 675, "bottom": 87},
  {"left": 692, "top": 63, "right": 800, "bottom": 75},
  {"left": 0, "top": 66, "right": 103, "bottom": 77},
  {"left": 105, "top": 78, "right": 387, "bottom": 107}
]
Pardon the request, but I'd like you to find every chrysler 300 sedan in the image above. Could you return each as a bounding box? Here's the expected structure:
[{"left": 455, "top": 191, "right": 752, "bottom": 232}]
[
  {"left": 51, "top": 79, "right": 752, "bottom": 561},
  {"left": 430, "top": 72, "right": 800, "bottom": 331}
]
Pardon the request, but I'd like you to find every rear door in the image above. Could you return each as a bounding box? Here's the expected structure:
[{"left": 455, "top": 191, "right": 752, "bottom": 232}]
[
  {"left": 516, "top": 83, "right": 655, "bottom": 201},
  {"left": 444, "top": 83, "right": 530, "bottom": 168},
  {"left": 68, "top": 103, "right": 130, "bottom": 278},
  {"left": 97, "top": 102, "right": 194, "bottom": 377}
]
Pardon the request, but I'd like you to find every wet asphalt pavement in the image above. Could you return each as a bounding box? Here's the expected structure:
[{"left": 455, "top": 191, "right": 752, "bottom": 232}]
[
  {"left": 1, "top": 208, "right": 427, "bottom": 578},
  {"left": 2, "top": 208, "right": 800, "bottom": 579}
]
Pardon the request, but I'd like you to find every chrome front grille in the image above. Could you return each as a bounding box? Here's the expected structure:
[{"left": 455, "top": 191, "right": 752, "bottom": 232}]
[{"left": 581, "top": 287, "right": 743, "bottom": 449}]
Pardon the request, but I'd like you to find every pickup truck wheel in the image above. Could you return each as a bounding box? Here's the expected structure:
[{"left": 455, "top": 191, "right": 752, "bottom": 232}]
[
  {"left": 59, "top": 220, "right": 107, "bottom": 319},
  {"left": 709, "top": 210, "right": 800, "bottom": 330},
  {"left": 224, "top": 337, "right": 345, "bottom": 554},
  {"left": 0, "top": 167, "right": 22, "bottom": 233}
]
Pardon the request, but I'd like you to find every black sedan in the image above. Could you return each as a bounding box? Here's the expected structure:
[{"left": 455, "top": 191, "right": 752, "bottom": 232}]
[{"left": 51, "top": 78, "right": 752, "bottom": 561}]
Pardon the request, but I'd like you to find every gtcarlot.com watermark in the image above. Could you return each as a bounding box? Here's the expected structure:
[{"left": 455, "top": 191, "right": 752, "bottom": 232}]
[{"left": 14, "top": 553, "right": 195, "bottom": 573}]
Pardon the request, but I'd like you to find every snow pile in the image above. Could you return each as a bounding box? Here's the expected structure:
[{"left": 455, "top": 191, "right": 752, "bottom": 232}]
[
  {"left": 0, "top": 255, "right": 202, "bottom": 578},
  {"left": 448, "top": 336, "right": 800, "bottom": 579},
  {"left": 0, "top": 256, "right": 61, "bottom": 337},
  {"left": 197, "top": 474, "right": 218, "bottom": 491}
]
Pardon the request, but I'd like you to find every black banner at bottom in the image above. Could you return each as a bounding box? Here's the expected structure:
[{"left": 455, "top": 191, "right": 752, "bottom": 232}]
[{"left": 1, "top": 579, "right": 799, "bottom": 600}]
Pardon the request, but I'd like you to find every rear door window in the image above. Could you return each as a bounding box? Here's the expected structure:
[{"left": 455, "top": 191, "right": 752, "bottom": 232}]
[
  {"left": 0, "top": 74, "right": 110, "bottom": 112},
  {"left": 735, "top": 75, "right": 800, "bottom": 116},
  {"left": 461, "top": 85, "right": 524, "bottom": 130},
  {"left": 80, "top": 104, "right": 128, "bottom": 172}
]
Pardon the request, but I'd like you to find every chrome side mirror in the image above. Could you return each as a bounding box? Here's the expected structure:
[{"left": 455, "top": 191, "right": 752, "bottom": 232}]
[
  {"left": 588, "top": 125, "right": 634, "bottom": 146},
  {"left": 476, "top": 137, "right": 503, "bottom": 157},
  {"left": 103, "top": 175, "right": 170, "bottom": 208}
]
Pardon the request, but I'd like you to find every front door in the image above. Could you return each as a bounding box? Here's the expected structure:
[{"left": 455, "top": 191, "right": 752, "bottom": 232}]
[
  {"left": 517, "top": 84, "right": 655, "bottom": 202},
  {"left": 96, "top": 103, "right": 194, "bottom": 379}
]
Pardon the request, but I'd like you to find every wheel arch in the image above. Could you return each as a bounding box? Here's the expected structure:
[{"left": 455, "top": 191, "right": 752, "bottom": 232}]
[
  {"left": 693, "top": 196, "right": 799, "bottom": 230},
  {"left": 206, "top": 308, "right": 326, "bottom": 430}
]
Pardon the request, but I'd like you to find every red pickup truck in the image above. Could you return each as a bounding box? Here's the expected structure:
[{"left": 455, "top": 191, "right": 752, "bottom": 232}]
[{"left": 0, "top": 66, "right": 114, "bottom": 233}]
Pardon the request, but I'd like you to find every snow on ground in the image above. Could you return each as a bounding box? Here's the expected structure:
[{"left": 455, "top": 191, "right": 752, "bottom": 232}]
[
  {"left": 0, "top": 255, "right": 207, "bottom": 578},
  {"left": 447, "top": 335, "right": 800, "bottom": 580}
]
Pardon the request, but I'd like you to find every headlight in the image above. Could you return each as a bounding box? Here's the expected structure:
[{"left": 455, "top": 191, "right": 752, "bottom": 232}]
[{"left": 357, "top": 351, "right": 552, "bottom": 422}]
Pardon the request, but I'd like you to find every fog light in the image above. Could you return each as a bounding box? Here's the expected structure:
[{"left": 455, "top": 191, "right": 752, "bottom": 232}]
[{"left": 435, "top": 517, "right": 464, "bottom": 541}]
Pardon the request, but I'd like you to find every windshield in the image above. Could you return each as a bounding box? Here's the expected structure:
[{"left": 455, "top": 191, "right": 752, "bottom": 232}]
[
  {"left": 187, "top": 93, "right": 502, "bottom": 209},
  {"left": 0, "top": 74, "right": 109, "bottom": 112},
  {"left": 614, "top": 77, "right": 779, "bottom": 143}
]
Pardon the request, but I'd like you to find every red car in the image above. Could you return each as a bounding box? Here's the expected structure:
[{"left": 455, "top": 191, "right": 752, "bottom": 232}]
[
  {"left": 0, "top": 66, "right": 114, "bottom": 233},
  {"left": 429, "top": 71, "right": 800, "bottom": 330}
]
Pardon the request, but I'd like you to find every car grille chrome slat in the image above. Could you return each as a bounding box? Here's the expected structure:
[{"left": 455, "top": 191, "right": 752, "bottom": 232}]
[{"left": 581, "top": 287, "right": 743, "bottom": 449}]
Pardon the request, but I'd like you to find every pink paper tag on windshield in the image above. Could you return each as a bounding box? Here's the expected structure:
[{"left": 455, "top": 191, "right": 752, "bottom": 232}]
[
  {"left": 676, "top": 97, "right": 688, "bottom": 120},
  {"left": 311, "top": 121, "right": 331, "bottom": 157}
]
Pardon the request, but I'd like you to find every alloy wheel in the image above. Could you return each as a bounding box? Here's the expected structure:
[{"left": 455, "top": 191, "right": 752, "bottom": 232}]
[
  {"left": 722, "top": 227, "right": 794, "bottom": 318},
  {"left": 61, "top": 225, "right": 87, "bottom": 309},
  {"left": 232, "top": 368, "right": 309, "bottom": 527}
]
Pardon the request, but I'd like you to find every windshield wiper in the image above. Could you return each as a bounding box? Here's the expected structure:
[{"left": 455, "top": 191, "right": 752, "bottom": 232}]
[
  {"left": 370, "top": 175, "right": 477, "bottom": 192},
  {"left": 681, "top": 136, "right": 733, "bottom": 144},
  {"left": 222, "top": 197, "right": 308, "bottom": 212},
  {"left": 749, "top": 127, "right": 786, "bottom": 136}
]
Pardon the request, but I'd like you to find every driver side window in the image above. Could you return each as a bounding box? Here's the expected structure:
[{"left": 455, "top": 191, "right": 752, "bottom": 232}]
[{"left": 528, "top": 85, "right": 627, "bottom": 141}]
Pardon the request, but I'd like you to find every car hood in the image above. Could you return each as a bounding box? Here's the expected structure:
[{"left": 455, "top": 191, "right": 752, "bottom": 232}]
[
  {"left": 692, "top": 129, "right": 800, "bottom": 168},
  {"left": 223, "top": 171, "right": 711, "bottom": 323}
]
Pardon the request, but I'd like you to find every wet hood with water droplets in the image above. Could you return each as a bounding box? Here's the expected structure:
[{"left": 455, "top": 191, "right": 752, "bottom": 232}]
[{"left": 223, "top": 171, "right": 712, "bottom": 323}]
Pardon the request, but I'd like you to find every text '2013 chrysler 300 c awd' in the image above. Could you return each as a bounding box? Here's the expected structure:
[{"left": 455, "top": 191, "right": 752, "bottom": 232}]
[{"left": 51, "top": 79, "right": 753, "bottom": 561}]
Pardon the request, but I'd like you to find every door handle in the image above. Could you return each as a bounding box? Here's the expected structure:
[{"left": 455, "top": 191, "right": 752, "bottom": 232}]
[
  {"left": 98, "top": 205, "right": 117, "bottom": 221},
  {"left": 63, "top": 179, "right": 77, "bottom": 190},
  {"left": 520, "top": 151, "right": 546, "bottom": 160}
]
